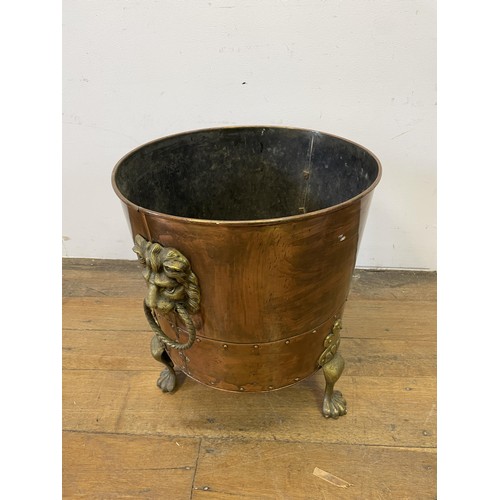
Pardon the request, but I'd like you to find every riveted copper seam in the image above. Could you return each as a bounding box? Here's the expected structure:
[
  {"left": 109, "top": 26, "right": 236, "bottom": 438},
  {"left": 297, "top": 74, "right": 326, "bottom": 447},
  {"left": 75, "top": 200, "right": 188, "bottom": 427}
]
[{"left": 166, "top": 312, "right": 343, "bottom": 392}]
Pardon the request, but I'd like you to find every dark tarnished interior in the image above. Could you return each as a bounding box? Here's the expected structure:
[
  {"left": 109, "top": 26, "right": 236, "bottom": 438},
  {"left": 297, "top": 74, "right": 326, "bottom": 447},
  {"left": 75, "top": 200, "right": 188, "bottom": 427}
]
[{"left": 114, "top": 127, "right": 379, "bottom": 220}]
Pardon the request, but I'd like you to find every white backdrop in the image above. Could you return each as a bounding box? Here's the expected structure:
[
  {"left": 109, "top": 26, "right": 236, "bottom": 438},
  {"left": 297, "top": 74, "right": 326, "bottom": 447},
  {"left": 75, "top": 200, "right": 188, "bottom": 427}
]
[{"left": 62, "top": 0, "right": 436, "bottom": 269}]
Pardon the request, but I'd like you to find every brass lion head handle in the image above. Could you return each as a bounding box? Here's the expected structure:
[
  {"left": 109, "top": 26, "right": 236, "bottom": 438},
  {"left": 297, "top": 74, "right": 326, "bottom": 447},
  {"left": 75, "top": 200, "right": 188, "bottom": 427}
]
[{"left": 133, "top": 234, "right": 201, "bottom": 350}]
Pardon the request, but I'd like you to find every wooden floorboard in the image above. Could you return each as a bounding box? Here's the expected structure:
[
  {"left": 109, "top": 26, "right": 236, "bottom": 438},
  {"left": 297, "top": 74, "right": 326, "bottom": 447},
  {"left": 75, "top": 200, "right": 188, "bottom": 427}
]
[
  {"left": 62, "top": 258, "right": 436, "bottom": 499},
  {"left": 63, "top": 370, "right": 435, "bottom": 447},
  {"left": 62, "top": 432, "right": 200, "bottom": 498},
  {"left": 191, "top": 438, "right": 436, "bottom": 499}
]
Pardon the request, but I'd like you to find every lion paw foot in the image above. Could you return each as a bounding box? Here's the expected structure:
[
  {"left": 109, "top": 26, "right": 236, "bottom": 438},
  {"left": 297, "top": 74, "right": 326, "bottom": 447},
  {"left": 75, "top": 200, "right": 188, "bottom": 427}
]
[
  {"left": 157, "top": 365, "right": 176, "bottom": 392},
  {"left": 322, "top": 390, "right": 347, "bottom": 419}
]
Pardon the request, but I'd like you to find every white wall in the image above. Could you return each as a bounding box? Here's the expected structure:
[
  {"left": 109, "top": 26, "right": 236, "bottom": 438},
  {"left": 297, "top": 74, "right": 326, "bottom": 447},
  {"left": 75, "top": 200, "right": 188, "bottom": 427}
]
[{"left": 63, "top": 0, "right": 436, "bottom": 270}]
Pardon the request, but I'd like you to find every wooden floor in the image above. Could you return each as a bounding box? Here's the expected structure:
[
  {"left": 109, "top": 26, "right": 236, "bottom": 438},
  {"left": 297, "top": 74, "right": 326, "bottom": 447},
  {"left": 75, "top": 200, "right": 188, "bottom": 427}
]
[{"left": 62, "top": 259, "right": 436, "bottom": 499}]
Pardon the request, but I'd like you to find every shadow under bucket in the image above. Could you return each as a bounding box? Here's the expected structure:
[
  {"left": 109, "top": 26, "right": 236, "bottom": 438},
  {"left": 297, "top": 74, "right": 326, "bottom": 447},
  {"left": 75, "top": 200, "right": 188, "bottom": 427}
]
[{"left": 112, "top": 126, "right": 381, "bottom": 418}]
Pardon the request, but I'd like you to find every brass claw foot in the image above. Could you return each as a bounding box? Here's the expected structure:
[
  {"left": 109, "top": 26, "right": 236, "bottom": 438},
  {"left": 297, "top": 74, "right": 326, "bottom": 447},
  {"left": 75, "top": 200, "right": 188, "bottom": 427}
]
[
  {"left": 151, "top": 334, "right": 176, "bottom": 392},
  {"left": 323, "top": 390, "right": 347, "bottom": 419},
  {"left": 157, "top": 365, "right": 176, "bottom": 392},
  {"left": 319, "top": 319, "right": 347, "bottom": 419},
  {"left": 322, "top": 352, "right": 347, "bottom": 418}
]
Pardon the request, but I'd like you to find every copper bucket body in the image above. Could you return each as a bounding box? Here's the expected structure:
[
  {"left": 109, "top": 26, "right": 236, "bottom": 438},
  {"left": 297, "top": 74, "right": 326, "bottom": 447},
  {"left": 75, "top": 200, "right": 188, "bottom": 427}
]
[{"left": 112, "top": 126, "right": 381, "bottom": 411}]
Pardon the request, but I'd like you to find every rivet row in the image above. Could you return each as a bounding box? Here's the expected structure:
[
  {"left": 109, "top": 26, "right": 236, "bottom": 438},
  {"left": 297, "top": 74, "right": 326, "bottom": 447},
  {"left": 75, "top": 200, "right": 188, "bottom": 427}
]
[
  {"left": 201, "top": 380, "right": 303, "bottom": 390},
  {"left": 214, "top": 333, "right": 325, "bottom": 350}
]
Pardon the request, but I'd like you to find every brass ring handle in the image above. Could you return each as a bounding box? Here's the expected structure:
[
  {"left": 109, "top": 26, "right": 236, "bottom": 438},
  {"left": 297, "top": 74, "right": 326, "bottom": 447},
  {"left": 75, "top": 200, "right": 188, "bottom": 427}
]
[
  {"left": 133, "top": 234, "right": 201, "bottom": 353},
  {"left": 143, "top": 300, "right": 197, "bottom": 351}
]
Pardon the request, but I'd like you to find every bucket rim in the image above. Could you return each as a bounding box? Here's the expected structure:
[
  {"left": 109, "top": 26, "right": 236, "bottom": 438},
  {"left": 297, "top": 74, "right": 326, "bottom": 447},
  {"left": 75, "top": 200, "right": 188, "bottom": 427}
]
[{"left": 111, "top": 125, "right": 382, "bottom": 227}]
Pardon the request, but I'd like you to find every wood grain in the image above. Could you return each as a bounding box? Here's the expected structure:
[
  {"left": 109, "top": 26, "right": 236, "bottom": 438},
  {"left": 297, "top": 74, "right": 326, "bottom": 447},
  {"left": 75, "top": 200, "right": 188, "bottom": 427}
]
[
  {"left": 62, "top": 258, "right": 437, "bottom": 498},
  {"left": 63, "top": 370, "right": 435, "bottom": 448},
  {"left": 62, "top": 432, "right": 200, "bottom": 498},
  {"left": 192, "top": 438, "right": 436, "bottom": 499}
]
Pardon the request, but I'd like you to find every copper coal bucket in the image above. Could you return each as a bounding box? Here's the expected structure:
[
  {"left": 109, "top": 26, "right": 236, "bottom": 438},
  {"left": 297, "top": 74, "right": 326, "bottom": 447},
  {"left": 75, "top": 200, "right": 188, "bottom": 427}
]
[{"left": 112, "top": 126, "right": 381, "bottom": 418}]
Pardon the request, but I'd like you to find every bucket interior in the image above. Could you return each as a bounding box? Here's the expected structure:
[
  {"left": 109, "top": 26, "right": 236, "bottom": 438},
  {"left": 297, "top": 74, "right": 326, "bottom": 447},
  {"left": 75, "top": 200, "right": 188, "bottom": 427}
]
[{"left": 113, "top": 127, "right": 380, "bottom": 221}]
